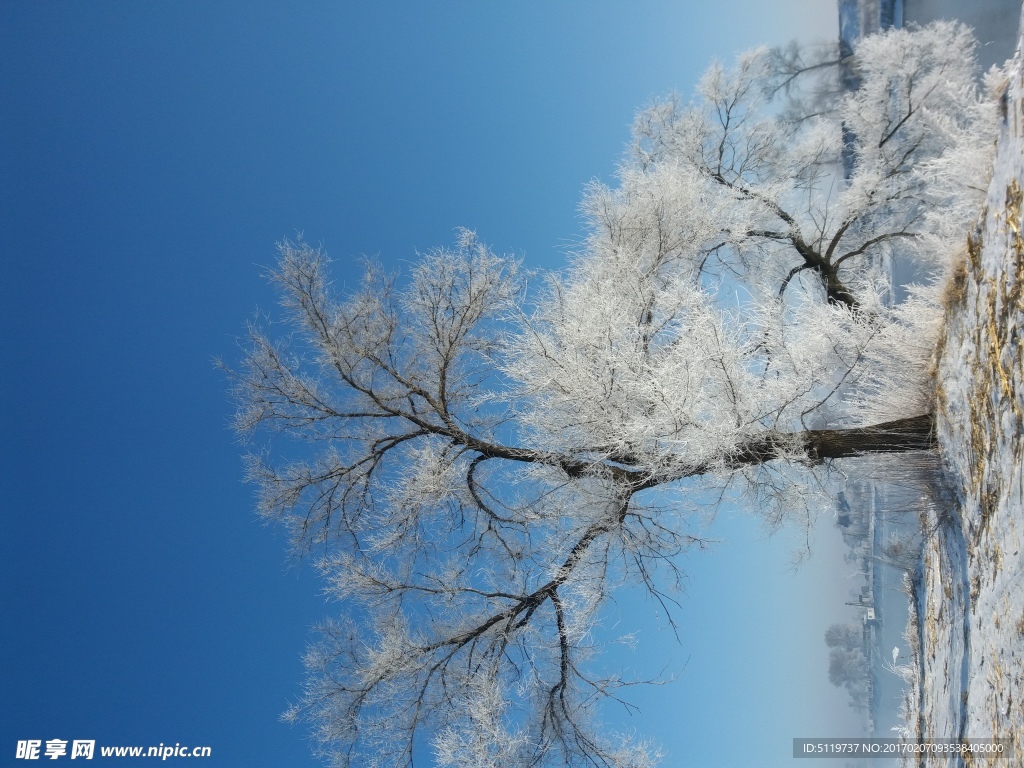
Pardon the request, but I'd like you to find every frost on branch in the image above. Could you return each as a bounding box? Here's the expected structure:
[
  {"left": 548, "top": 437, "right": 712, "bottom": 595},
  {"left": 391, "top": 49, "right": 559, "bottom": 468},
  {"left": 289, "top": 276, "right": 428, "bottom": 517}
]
[
  {"left": 632, "top": 22, "right": 995, "bottom": 309},
  {"left": 231, "top": 23, "right": 1000, "bottom": 768}
]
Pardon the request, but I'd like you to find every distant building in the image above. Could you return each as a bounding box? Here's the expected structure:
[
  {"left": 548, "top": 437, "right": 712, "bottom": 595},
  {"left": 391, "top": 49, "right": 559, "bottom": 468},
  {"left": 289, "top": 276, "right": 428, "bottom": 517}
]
[{"left": 839, "top": 0, "right": 899, "bottom": 51}]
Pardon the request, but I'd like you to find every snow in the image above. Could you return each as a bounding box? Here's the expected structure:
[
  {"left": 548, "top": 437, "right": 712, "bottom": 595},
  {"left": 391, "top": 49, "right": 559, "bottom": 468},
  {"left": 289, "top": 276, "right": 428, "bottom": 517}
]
[{"left": 900, "top": 7, "right": 1024, "bottom": 762}]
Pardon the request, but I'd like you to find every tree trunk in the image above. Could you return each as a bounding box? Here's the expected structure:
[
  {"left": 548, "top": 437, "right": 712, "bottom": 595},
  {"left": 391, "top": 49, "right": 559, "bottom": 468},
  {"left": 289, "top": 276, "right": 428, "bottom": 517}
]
[
  {"left": 802, "top": 413, "right": 936, "bottom": 462},
  {"left": 725, "top": 413, "right": 936, "bottom": 471}
]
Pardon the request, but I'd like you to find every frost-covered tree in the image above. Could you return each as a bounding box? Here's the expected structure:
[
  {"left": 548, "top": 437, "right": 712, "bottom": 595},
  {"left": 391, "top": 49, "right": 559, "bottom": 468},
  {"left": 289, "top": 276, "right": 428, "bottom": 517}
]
[
  {"left": 819, "top": 622, "right": 868, "bottom": 712},
  {"left": 828, "top": 645, "right": 870, "bottom": 713},
  {"left": 828, "top": 647, "right": 869, "bottom": 688},
  {"left": 230, "top": 22, "right": 1000, "bottom": 768},
  {"left": 825, "top": 622, "right": 862, "bottom": 653},
  {"left": 825, "top": 622, "right": 869, "bottom": 706}
]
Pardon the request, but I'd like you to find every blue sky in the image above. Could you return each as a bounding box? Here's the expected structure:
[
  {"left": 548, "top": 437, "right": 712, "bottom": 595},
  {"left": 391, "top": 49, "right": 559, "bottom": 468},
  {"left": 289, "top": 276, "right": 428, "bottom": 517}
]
[{"left": 1, "top": 3, "right": 866, "bottom": 766}]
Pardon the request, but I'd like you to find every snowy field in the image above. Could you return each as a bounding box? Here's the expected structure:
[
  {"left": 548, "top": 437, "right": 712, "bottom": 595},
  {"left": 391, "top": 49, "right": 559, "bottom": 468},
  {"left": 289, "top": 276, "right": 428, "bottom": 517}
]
[{"left": 903, "top": 9, "right": 1024, "bottom": 764}]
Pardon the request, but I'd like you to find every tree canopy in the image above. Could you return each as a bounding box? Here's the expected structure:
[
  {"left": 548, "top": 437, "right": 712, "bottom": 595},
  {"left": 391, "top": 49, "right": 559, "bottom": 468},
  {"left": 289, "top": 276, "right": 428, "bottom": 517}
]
[{"left": 231, "top": 22, "right": 999, "bottom": 768}]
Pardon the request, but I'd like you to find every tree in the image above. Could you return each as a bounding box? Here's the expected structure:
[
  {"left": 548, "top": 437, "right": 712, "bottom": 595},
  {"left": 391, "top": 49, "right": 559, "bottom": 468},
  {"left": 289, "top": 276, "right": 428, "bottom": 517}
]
[
  {"left": 827, "top": 645, "right": 870, "bottom": 713},
  {"left": 824, "top": 622, "right": 862, "bottom": 653},
  {"left": 828, "top": 647, "right": 868, "bottom": 689},
  {"left": 230, "top": 22, "right": 998, "bottom": 768},
  {"left": 825, "top": 623, "right": 869, "bottom": 708}
]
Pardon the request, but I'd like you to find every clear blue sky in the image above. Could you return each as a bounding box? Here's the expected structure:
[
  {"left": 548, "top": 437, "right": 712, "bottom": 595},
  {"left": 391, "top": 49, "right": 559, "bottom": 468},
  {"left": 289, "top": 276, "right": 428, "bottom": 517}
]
[{"left": 1, "top": 3, "right": 865, "bottom": 766}]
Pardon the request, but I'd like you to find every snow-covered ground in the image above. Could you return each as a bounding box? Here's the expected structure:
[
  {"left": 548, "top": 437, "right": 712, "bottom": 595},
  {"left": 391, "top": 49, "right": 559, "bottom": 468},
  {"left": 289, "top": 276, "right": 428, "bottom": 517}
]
[{"left": 903, "top": 9, "right": 1024, "bottom": 764}]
